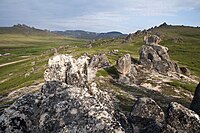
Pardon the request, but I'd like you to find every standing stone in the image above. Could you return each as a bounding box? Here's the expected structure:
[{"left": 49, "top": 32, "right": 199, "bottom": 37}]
[
  {"left": 116, "top": 54, "right": 131, "bottom": 76},
  {"left": 190, "top": 82, "right": 200, "bottom": 115}
]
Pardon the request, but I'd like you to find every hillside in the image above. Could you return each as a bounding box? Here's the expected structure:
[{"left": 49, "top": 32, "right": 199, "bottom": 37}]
[
  {"left": 0, "top": 24, "right": 56, "bottom": 36},
  {"left": 53, "top": 30, "right": 126, "bottom": 39}
]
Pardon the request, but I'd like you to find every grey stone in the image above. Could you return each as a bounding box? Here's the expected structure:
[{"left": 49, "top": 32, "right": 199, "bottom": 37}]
[
  {"left": 129, "top": 97, "right": 165, "bottom": 132},
  {"left": 139, "top": 43, "right": 180, "bottom": 74},
  {"left": 166, "top": 102, "right": 200, "bottom": 132},
  {"left": 116, "top": 54, "right": 132, "bottom": 76},
  {"left": 89, "top": 53, "right": 110, "bottom": 68}
]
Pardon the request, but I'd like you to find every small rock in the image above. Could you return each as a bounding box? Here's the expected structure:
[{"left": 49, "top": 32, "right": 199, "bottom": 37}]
[{"left": 180, "top": 66, "right": 191, "bottom": 76}]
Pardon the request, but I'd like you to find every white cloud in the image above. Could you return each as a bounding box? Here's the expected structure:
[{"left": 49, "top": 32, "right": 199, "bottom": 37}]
[{"left": 0, "top": 0, "right": 200, "bottom": 32}]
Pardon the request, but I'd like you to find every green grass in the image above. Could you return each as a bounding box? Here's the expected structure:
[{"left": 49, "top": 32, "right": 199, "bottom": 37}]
[
  {"left": 0, "top": 34, "right": 88, "bottom": 97},
  {"left": 167, "top": 80, "right": 198, "bottom": 93}
]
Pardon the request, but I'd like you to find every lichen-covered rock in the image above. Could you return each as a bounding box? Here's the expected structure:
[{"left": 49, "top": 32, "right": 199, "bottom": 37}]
[
  {"left": 89, "top": 53, "right": 110, "bottom": 68},
  {"left": 166, "top": 102, "right": 200, "bottom": 132},
  {"left": 116, "top": 54, "right": 132, "bottom": 76},
  {"left": 44, "top": 54, "right": 90, "bottom": 87},
  {"left": 190, "top": 82, "right": 200, "bottom": 115},
  {"left": 139, "top": 42, "right": 180, "bottom": 74},
  {"left": 116, "top": 54, "right": 138, "bottom": 84},
  {"left": 129, "top": 97, "right": 165, "bottom": 132},
  {"left": 0, "top": 81, "right": 126, "bottom": 133}
]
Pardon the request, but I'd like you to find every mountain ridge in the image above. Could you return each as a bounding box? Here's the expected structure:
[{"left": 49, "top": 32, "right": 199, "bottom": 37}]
[{"left": 0, "top": 24, "right": 127, "bottom": 39}]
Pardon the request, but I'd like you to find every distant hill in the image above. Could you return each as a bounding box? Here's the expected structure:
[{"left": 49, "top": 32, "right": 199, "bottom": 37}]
[
  {"left": 53, "top": 30, "right": 127, "bottom": 39},
  {"left": 0, "top": 24, "right": 127, "bottom": 39},
  {"left": 0, "top": 24, "right": 56, "bottom": 36}
]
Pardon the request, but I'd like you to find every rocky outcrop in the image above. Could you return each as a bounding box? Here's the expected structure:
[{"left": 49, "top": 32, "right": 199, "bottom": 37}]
[
  {"left": 129, "top": 97, "right": 200, "bottom": 133},
  {"left": 0, "top": 83, "right": 126, "bottom": 132},
  {"left": 89, "top": 53, "right": 110, "bottom": 68},
  {"left": 139, "top": 35, "right": 180, "bottom": 74},
  {"left": 190, "top": 82, "right": 200, "bottom": 115},
  {"left": 129, "top": 97, "right": 165, "bottom": 132},
  {"left": 44, "top": 54, "right": 90, "bottom": 87},
  {"left": 167, "top": 102, "right": 200, "bottom": 132},
  {"left": 0, "top": 54, "right": 128, "bottom": 133},
  {"left": 115, "top": 54, "right": 137, "bottom": 84}
]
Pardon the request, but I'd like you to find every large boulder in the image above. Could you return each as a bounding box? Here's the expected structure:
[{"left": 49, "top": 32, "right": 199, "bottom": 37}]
[
  {"left": 116, "top": 54, "right": 132, "bottom": 76},
  {"left": 139, "top": 37, "right": 180, "bottom": 74},
  {"left": 129, "top": 97, "right": 165, "bottom": 132},
  {"left": 115, "top": 54, "right": 137, "bottom": 84},
  {"left": 190, "top": 82, "right": 200, "bottom": 115},
  {"left": 166, "top": 102, "right": 200, "bottom": 132},
  {"left": 44, "top": 54, "right": 90, "bottom": 87},
  {"left": 0, "top": 81, "right": 126, "bottom": 133}
]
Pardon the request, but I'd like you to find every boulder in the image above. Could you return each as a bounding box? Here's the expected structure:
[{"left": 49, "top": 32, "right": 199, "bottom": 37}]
[
  {"left": 116, "top": 54, "right": 131, "bottom": 76},
  {"left": 139, "top": 42, "right": 180, "bottom": 74},
  {"left": 129, "top": 97, "right": 165, "bottom": 132},
  {"left": 0, "top": 81, "right": 126, "bottom": 133},
  {"left": 190, "top": 82, "right": 200, "bottom": 115},
  {"left": 166, "top": 102, "right": 200, "bottom": 132},
  {"left": 116, "top": 54, "right": 137, "bottom": 84},
  {"left": 89, "top": 53, "right": 110, "bottom": 68},
  {"left": 44, "top": 54, "right": 90, "bottom": 87}
]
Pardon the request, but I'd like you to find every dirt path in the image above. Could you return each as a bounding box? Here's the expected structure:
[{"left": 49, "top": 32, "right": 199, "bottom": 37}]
[{"left": 0, "top": 58, "right": 31, "bottom": 67}]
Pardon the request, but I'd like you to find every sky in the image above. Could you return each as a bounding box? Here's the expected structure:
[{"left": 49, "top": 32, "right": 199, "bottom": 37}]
[{"left": 0, "top": 0, "right": 200, "bottom": 33}]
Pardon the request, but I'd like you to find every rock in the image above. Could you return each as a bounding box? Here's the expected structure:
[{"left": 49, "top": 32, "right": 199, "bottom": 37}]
[
  {"left": 166, "top": 102, "right": 200, "bottom": 132},
  {"left": 44, "top": 54, "right": 90, "bottom": 87},
  {"left": 124, "top": 34, "right": 133, "bottom": 42},
  {"left": 0, "top": 81, "right": 127, "bottom": 133},
  {"left": 190, "top": 82, "right": 200, "bottom": 115},
  {"left": 89, "top": 53, "right": 110, "bottom": 68},
  {"left": 116, "top": 54, "right": 131, "bottom": 76},
  {"left": 144, "top": 35, "right": 161, "bottom": 45},
  {"left": 180, "top": 66, "right": 191, "bottom": 76},
  {"left": 139, "top": 42, "right": 180, "bottom": 74},
  {"left": 116, "top": 54, "right": 137, "bottom": 84},
  {"left": 129, "top": 97, "right": 165, "bottom": 132},
  {"left": 116, "top": 55, "right": 138, "bottom": 84}
]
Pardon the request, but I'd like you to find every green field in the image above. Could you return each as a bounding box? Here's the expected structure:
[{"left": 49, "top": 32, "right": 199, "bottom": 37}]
[{"left": 0, "top": 34, "right": 88, "bottom": 96}]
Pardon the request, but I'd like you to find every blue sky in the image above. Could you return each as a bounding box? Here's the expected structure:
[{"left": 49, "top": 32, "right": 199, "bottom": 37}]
[{"left": 0, "top": 0, "right": 200, "bottom": 33}]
